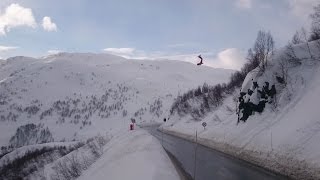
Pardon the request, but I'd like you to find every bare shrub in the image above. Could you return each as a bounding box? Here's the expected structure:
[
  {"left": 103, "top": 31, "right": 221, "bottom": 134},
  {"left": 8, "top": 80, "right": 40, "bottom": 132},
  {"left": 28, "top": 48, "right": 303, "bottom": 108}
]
[
  {"left": 68, "top": 154, "right": 82, "bottom": 178},
  {"left": 253, "top": 30, "right": 274, "bottom": 71},
  {"left": 213, "top": 114, "right": 221, "bottom": 122},
  {"left": 51, "top": 135, "right": 108, "bottom": 180},
  {"left": 278, "top": 60, "right": 289, "bottom": 86},
  {"left": 310, "top": 4, "right": 320, "bottom": 41},
  {"left": 291, "top": 30, "right": 304, "bottom": 44},
  {"left": 284, "top": 43, "right": 302, "bottom": 66},
  {"left": 0, "top": 146, "right": 71, "bottom": 180},
  {"left": 301, "top": 28, "right": 315, "bottom": 60},
  {"left": 88, "top": 141, "right": 101, "bottom": 158},
  {"left": 225, "top": 105, "right": 235, "bottom": 115}
]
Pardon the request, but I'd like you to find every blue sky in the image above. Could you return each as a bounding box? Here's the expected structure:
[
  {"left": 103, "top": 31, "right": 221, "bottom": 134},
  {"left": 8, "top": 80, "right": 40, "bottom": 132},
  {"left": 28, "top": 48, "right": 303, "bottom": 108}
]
[{"left": 0, "top": 0, "right": 319, "bottom": 69}]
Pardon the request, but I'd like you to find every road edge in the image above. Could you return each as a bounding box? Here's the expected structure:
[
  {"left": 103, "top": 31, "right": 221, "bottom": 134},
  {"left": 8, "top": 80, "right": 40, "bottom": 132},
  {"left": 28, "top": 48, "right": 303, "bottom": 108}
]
[{"left": 160, "top": 127, "right": 319, "bottom": 180}]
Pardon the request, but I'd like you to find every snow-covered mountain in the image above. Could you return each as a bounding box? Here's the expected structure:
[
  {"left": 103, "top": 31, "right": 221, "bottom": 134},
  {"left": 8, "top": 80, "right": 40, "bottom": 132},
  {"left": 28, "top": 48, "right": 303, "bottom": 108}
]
[
  {"left": 164, "top": 40, "right": 320, "bottom": 179},
  {"left": 0, "top": 52, "right": 233, "bottom": 149}
]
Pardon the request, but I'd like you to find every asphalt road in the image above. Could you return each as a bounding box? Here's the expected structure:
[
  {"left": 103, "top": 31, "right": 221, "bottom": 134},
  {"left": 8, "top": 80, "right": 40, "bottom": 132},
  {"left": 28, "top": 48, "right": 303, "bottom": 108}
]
[{"left": 144, "top": 125, "right": 288, "bottom": 180}]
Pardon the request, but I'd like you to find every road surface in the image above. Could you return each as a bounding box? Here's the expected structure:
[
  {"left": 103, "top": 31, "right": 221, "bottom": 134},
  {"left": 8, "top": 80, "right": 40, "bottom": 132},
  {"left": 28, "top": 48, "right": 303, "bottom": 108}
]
[{"left": 144, "top": 125, "right": 288, "bottom": 180}]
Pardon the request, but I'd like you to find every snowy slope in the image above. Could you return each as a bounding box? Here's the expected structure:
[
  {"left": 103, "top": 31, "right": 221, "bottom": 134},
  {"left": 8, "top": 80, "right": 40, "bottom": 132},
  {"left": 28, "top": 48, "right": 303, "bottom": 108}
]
[
  {"left": 78, "top": 128, "right": 180, "bottom": 180},
  {"left": 164, "top": 40, "right": 320, "bottom": 179},
  {"left": 0, "top": 52, "right": 232, "bottom": 148}
]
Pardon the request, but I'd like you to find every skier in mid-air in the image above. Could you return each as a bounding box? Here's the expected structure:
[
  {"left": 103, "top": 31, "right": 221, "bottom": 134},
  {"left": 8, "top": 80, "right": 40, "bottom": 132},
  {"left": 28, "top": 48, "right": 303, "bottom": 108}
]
[{"left": 197, "top": 55, "right": 203, "bottom": 65}]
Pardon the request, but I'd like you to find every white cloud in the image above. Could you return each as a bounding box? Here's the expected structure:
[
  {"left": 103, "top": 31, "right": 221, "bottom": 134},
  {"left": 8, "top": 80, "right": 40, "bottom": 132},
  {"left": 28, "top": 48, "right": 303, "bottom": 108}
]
[
  {"left": 103, "top": 48, "right": 136, "bottom": 58},
  {"left": 0, "top": 45, "right": 18, "bottom": 59},
  {"left": 0, "top": 3, "right": 36, "bottom": 35},
  {"left": 154, "top": 48, "right": 246, "bottom": 70},
  {"left": 167, "top": 42, "right": 198, "bottom": 48},
  {"left": 235, "top": 0, "right": 252, "bottom": 9},
  {"left": 210, "top": 48, "right": 246, "bottom": 70},
  {"left": 103, "top": 47, "right": 200, "bottom": 62},
  {"left": 47, "top": 50, "right": 61, "bottom": 55},
  {"left": 102, "top": 47, "right": 245, "bottom": 70},
  {"left": 42, "top": 16, "right": 57, "bottom": 32},
  {"left": 103, "top": 47, "right": 195, "bottom": 60},
  {"left": 157, "top": 49, "right": 246, "bottom": 70},
  {"left": 0, "top": 45, "right": 18, "bottom": 52}
]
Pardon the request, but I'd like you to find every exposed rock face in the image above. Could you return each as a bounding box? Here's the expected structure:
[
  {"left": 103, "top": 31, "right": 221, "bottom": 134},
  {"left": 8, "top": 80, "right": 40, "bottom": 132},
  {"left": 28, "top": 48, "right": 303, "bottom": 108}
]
[{"left": 9, "top": 123, "right": 54, "bottom": 148}]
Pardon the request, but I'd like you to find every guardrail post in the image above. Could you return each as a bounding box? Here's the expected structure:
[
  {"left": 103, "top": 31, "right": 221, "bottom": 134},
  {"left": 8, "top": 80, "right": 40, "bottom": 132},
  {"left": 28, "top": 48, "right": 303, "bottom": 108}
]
[{"left": 162, "top": 126, "right": 164, "bottom": 146}]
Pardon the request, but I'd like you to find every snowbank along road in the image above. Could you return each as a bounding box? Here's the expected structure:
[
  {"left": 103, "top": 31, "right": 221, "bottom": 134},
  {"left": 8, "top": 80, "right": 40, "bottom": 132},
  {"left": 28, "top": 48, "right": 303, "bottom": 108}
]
[{"left": 144, "top": 124, "right": 288, "bottom": 180}]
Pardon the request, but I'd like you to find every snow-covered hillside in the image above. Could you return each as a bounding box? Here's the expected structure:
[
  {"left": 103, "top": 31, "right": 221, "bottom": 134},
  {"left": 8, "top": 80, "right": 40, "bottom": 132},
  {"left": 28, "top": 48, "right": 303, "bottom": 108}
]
[
  {"left": 164, "top": 40, "right": 320, "bottom": 179},
  {"left": 0, "top": 52, "right": 232, "bottom": 150},
  {"left": 0, "top": 52, "right": 233, "bottom": 179}
]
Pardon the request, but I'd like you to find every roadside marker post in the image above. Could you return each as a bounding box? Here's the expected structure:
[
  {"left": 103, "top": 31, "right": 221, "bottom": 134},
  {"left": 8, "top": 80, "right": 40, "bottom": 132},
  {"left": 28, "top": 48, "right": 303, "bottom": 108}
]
[
  {"left": 131, "top": 118, "right": 136, "bottom": 129},
  {"left": 162, "top": 126, "right": 164, "bottom": 146},
  {"left": 162, "top": 118, "right": 166, "bottom": 146},
  {"left": 202, "top": 122, "right": 207, "bottom": 130},
  {"left": 271, "top": 131, "right": 273, "bottom": 151}
]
